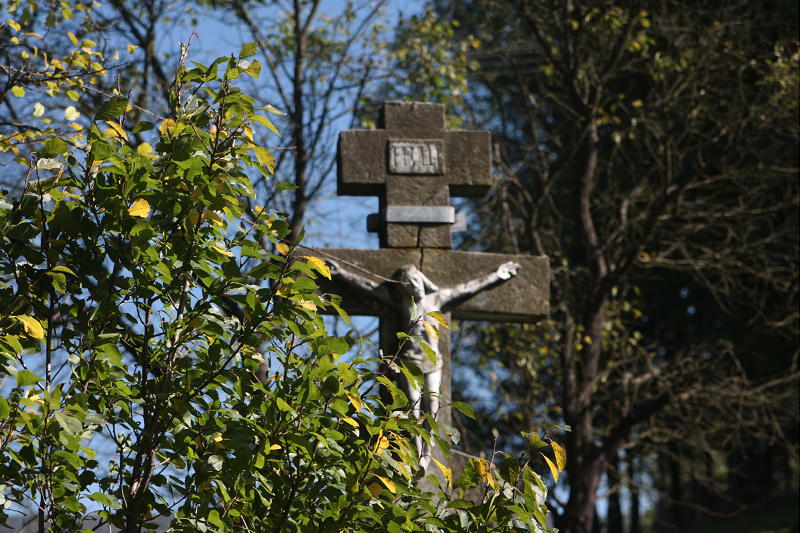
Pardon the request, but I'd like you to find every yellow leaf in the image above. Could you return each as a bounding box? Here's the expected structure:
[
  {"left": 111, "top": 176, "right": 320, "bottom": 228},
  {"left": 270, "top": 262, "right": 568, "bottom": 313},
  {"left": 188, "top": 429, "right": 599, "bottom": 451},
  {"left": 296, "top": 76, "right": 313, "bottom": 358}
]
[
  {"left": 374, "top": 475, "right": 396, "bottom": 494},
  {"left": 373, "top": 430, "right": 390, "bottom": 453},
  {"left": 251, "top": 145, "right": 275, "bottom": 173},
  {"left": 64, "top": 106, "right": 80, "bottom": 121},
  {"left": 104, "top": 120, "right": 127, "bottom": 140},
  {"left": 541, "top": 452, "right": 559, "bottom": 483},
  {"left": 212, "top": 245, "right": 234, "bottom": 257},
  {"left": 431, "top": 456, "right": 452, "bottom": 487},
  {"left": 14, "top": 315, "right": 44, "bottom": 339},
  {"left": 341, "top": 416, "right": 359, "bottom": 427},
  {"left": 159, "top": 118, "right": 176, "bottom": 137},
  {"left": 551, "top": 440, "right": 567, "bottom": 472},
  {"left": 275, "top": 242, "right": 290, "bottom": 255},
  {"left": 426, "top": 311, "right": 450, "bottom": 329},
  {"left": 296, "top": 299, "right": 317, "bottom": 311},
  {"left": 7, "top": 19, "right": 21, "bottom": 32},
  {"left": 11, "top": 86, "right": 25, "bottom": 98},
  {"left": 476, "top": 458, "right": 496, "bottom": 489},
  {"left": 67, "top": 31, "right": 78, "bottom": 46},
  {"left": 32, "top": 102, "right": 45, "bottom": 118},
  {"left": 346, "top": 392, "right": 362, "bottom": 413},
  {"left": 422, "top": 320, "right": 439, "bottom": 341},
  {"left": 367, "top": 482, "right": 382, "bottom": 497},
  {"left": 302, "top": 256, "right": 331, "bottom": 279},
  {"left": 126, "top": 44, "right": 138, "bottom": 54},
  {"left": 632, "top": 99, "right": 643, "bottom": 108},
  {"left": 136, "top": 142, "right": 153, "bottom": 156},
  {"left": 128, "top": 198, "right": 150, "bottom": 218},
  {"left": 269, "top": 444, "right": 282, "bottom": 450},
  {"left": 213, "top": 435, "right": 223, "bottom": 442}
]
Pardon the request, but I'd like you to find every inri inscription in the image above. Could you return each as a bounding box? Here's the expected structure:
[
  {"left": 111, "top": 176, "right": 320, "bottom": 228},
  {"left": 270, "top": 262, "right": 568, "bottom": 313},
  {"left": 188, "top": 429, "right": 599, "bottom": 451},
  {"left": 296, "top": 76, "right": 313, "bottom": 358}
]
[{"left": 388, "top": 140, "right": 443, "bottom": 175}]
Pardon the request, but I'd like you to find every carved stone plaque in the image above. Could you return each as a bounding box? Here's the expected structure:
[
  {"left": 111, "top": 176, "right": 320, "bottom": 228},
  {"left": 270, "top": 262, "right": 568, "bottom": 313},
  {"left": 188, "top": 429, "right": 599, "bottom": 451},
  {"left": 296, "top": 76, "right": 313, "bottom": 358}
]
[{"left": 387, "top": 140, "right": 444, "bottom": 175}]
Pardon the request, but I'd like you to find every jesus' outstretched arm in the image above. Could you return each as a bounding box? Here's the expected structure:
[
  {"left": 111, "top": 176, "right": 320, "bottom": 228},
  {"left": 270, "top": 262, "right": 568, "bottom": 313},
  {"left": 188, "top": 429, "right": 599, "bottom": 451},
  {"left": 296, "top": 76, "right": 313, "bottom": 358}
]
[{"left": 434, "top": 261, "right": 520, "bottom": 310}]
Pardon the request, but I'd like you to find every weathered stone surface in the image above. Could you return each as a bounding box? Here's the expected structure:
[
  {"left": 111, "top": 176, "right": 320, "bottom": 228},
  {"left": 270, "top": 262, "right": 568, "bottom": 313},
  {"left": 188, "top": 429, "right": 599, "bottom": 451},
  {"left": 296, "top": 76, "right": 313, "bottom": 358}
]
[
  {"left": 337, "top": 101, "right": 492, "bottom": 248},
  {"left": 317, "top": 248, "right": 549, "bottom": 321}
]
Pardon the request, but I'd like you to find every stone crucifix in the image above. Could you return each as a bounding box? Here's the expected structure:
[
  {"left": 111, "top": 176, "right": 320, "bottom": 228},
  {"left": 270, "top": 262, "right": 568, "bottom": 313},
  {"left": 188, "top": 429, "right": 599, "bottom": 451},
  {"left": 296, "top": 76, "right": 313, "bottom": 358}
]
[
  {"left": 327, "top": 259, "right": 520, "bottom": 467},
  {"left": 318, "top": 101, "right": 549, "bottom": 471}
]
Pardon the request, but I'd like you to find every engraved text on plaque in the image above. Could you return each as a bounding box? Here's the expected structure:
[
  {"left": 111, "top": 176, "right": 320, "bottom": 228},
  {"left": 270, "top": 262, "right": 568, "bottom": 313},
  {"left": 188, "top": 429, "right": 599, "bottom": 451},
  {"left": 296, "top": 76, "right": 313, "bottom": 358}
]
[{"left": 388, "top": 140, "right": 444, "bottom": 175}]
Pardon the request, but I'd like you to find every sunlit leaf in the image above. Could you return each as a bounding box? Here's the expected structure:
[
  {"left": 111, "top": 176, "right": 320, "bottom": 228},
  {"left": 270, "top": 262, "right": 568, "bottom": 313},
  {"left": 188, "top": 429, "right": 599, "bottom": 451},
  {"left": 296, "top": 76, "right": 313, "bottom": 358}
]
[
  {"left": 551, "top": 440, "right": 567, "bottom": 472},
  {"left": 14, "top": 315, "right": 44, "bottom": 339},
  {"left": 373, "top": 430, "right": 390, "bottom": 453},
  {"left": 136, "top": 142, "right": 153, "bottom": 156},
  {"left": 422, "top": 320, "right": 439, "bottom": 341},
  {"left": 419, "top": 341, "right": 437, "bottom": 365},
  {"left": 64, "top": 105, "right": 80, "bottom": 121},
  {"left": 10, "top": 86, "right": 25, "bottom": 98},
  {"left": 431, "top": 456, "right": 453, "bottom": 487},
  {"left": 302, "top": 256, "right": 331, "bottom": 279},
  {"left": 275, "top": 242, "right": 290, "bottom": 255},
  {"left": 261, "top": 104, "right": 287, "bottom": 115},
  {"left": 541, "top": 452, "right": 558, "bottom": 482},
  {"left": 476, "top": 458, "right": 495, "bottom": 489},
  {"left": 128, "top": 198, "right": 150, "bottom": 218},
  {"left": 251, "top": 145, "right": 275, "bottom": 173},
  {"left": 346, "top": 392, "right": 362, "bottom": 413},
  {"left": 240, "top": 41, "right": 257, "bottom": 58},
  {"left": 375, "top": 475, "right": 396, "bottom": 494},
  {"left": 427, "top": 311, "right": 450, "bottom": 329}
]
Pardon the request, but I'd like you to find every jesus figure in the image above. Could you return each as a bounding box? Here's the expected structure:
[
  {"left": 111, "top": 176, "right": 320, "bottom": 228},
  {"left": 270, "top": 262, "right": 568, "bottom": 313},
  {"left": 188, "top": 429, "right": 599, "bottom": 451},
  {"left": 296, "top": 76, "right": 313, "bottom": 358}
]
[{"left": 327, "top": 260, "right": 519, "bottom": 466}]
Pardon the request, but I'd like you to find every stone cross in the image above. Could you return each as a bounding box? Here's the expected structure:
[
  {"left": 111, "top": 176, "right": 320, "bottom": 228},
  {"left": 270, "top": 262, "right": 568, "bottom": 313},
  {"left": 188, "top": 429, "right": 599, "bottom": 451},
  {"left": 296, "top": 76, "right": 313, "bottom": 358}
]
[
  {"left": 337, "top": 101, "right": 492, "bottom": 248},
  {"left": 318, "top": 101, "right": 548, "bottom": 483}
]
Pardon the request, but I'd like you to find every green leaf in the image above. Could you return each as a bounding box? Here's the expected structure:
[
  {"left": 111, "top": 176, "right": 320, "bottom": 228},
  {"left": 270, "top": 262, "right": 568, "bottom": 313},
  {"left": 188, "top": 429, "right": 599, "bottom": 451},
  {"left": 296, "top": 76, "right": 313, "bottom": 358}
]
[
  {"left": 419, "top": 340, "right": 437, "bottom": 365},
  {"left": 275, "top": 397, "right": 292, "bottom": 412},
  {"left": 88, "top": 492, "right": 121, "bottom": 509},
  {"left": 94, "top": 96, "right": 128, "bottom": 121},
  {"left": 251, "top": 145, "right": 275, "bottom": 173},
  {"left": 132, "top": 120, "right": 154, "bottom": 134},
  {"left": 240, "top": 41, "right": 258, "bottom": 58},
  {"left": 207, "top": 509, "right": 224, "bottom": 528},
  {"left": 524, "top": 431, "right": 551, "bottom": 451},
  {"left": 16, "top": 369, "right": 42, "bottom": 386},
  {"left": 451, "top": 401, "right": 475, "bottom": 419},
  {"left": 40, "top": 137, "right": 69, "bottom": 157}
]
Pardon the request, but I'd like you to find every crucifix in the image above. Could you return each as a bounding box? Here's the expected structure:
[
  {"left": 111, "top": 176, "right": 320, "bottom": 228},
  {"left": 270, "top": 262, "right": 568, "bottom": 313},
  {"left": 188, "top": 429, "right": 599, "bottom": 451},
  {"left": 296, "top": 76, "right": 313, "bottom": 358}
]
[{"left": 319, "top": 101, "right": 549, "bottom": 472}]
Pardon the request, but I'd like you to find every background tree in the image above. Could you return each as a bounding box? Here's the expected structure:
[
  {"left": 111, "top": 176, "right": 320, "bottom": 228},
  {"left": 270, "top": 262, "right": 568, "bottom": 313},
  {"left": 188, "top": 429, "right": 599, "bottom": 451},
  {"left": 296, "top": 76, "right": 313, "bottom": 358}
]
[{"left": 394, "top": 1, "right": 799, "bottom": 531}]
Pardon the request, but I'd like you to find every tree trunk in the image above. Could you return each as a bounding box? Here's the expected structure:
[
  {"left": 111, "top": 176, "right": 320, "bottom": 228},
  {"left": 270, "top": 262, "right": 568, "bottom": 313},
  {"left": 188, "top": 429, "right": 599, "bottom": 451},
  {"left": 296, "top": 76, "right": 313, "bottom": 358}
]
[
  {"left": 627, "top": 450, "right": 641, "bottom": 533},
  {"left": 607, "top": 452, "right": 624, "bottom": 533}
]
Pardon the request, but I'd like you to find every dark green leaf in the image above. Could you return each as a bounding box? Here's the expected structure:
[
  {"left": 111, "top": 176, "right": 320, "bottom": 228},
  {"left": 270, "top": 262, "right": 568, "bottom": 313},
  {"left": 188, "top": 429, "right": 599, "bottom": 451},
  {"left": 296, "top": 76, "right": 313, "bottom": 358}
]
[{"left": 94, "top": 96, "right": 129, "bottom": 121}]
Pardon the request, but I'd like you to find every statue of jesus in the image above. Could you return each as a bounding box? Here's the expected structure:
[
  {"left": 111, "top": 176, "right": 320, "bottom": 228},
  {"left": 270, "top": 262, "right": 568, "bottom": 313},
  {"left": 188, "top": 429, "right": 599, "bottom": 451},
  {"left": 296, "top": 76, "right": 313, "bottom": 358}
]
[{"left": 327, "top": 260, "right": 519, "bottom": 465}]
